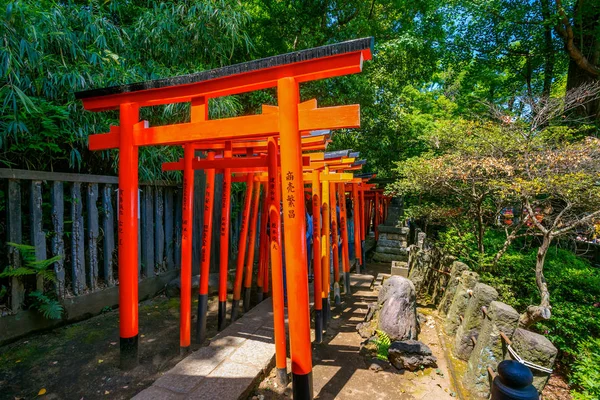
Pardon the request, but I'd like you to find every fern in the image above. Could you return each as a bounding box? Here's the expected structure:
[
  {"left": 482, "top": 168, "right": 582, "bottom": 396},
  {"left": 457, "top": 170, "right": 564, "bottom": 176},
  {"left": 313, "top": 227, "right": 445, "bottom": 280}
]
[
  {"left": 0, "top": 266, "right": 38, "bottom": 278},
  {"left": 28, "top": 291, "right": 63, "bottom": 320},
  {"left": 375, "top": 330, "right": 392, "bottom": 360},
  {"left": 3, "top": 242, "right": 63, "bottom": 319}
]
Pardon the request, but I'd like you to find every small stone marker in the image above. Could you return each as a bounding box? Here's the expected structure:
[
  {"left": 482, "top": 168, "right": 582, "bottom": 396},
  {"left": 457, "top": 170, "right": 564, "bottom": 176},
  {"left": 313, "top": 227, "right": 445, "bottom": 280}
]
[
  {"left": 453, "top": 283, "right": 498, "bottom": 360},
  {"left": 464, "top": 301, "right": 519, "bottom": 398},
  {"left": 504, "top": 328, "right": 557, "bottom": 392},
  {"left": 445, "top": 271, "right": 479, "bottom": 334},
  {"left": 391, "top": 261, "right": 408, "bottom": 278}
]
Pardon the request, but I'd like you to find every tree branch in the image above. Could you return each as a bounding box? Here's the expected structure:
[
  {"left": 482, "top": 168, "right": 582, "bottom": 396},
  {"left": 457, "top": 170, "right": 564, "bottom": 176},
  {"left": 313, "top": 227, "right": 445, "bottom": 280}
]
[{"left": 555, "top": 0, "right": 600, "bottom": 76}]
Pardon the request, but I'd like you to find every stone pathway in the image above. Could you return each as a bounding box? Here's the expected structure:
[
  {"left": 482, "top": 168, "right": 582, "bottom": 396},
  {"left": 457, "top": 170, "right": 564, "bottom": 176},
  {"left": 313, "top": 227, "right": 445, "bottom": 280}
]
[
  {"left": 133, "top": 300, "right": 275, "bottom": 400},
  {"left": 255, "top": 269, "right": 457, "bottom": 399}
]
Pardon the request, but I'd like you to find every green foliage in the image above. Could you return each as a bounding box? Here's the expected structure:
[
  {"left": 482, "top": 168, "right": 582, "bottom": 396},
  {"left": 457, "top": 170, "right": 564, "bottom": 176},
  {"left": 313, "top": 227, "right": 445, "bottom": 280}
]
[
  {"left": 1, "top": 0, "right": 251, "bottom": 179},
  {"left": 0, "top": 243, "right": 61, "bottom": 283},
  {"left": 570, "top": 337, "right": 600, "bottom": 400},
  {"left": 374, "top": 329, "right": 392, "bottom": 361},
  {"left": 1, "top": 242, "right": 63, "bottom": 319},
  {"left": 28, "top": 290, "right": 63, "bottom": 320},
  {"left": 438, "top": 228, "right": 600, "bottom": 367}
]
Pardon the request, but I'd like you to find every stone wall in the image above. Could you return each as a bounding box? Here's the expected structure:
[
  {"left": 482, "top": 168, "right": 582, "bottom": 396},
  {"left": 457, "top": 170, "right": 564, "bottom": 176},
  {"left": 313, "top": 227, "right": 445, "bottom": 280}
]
[{"left": 406, "top": 241, "right": 557, "bottom": 399}]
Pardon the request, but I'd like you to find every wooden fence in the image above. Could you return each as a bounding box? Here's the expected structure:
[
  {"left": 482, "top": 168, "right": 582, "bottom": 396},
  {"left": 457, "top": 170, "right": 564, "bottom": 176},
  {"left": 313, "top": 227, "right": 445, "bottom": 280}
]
[
  {"left": 0, "top": 169, "right": 184, "bottom": 314},
  {"left": 0, "top": 168, "right": 248, "bottom": 318}
]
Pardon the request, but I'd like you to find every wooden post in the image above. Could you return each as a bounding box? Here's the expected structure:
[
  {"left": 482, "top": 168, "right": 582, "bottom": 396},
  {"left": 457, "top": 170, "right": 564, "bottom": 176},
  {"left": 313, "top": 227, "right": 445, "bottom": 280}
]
[
  {"left": 359, "top": 184, "right": 366, "bottom": 270},
  {"left": 141, "top": 186, "right": 154, "bottom": 278},
  {"left": 71, "top": 182, "right": 85, "bottom": 295},
  {"left": 118, "top": 102, "right": 140, "bottom": 369},
  {"left": 180, "top": 144, "right": 194, "bottom": 353},
  {"left": 352, "top": 183, "right": 362, "bottom": 274},
  {"left": 154, "top": 187, "right": 165, "bottom": 272},
  {"left": 321, "top": 171, "right": 331, "bottom": 328},
  {"left": 267, "top": 137, "right": 288, "bottom": 386},
  {"left": 51, "top": 181, "right": 66, "bottom": 296},
  {"left": 102, "top": 184, "right": 115, "bottom": 286},
  {"left": 338, "top": 184, "right": 351, "bottom": 295},
  {"left": 218, "top": 144, "right": 232, "bottom": 330},
  {"left": 329, "top": 182, "right": 341, "bottom": 305},
  {"left": 311, "top": 171, "right": 323, "bottom": 343},
  {"left": 375, "top": 192, "right": 380, "bottom": 241},
  {"left": 231, "top": 174, "right": 254, "bottom": 321},
  {"left": 30, "top": 180, "right": 46, "bottom": 291},
  {"left": 243, "top": 178, "right": 261, "bottom": 312},
  {"left": 7, "top": 179, "right": 24, "bottom": 312},
  {"left": 86, "top": 183, "right": 99, "bottom": 290},
  {"left": 197, "top": 151, "right": 215, "bottom": 344},
  {"left": 277, "top": 77, "right": 313, "bottom": 399},
  {"left": 164, "top": 188, "right": 175, "bottom": 271},
  {"left": 256, "top": 182, "right": 269, "bottom": 303}
]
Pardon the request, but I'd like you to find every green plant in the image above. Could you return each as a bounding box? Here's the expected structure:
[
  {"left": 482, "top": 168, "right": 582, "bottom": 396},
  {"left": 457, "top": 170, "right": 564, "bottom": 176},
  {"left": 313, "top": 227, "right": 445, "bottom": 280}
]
[
  {"left": 0, "top": 243, "right": 61, "bottom": 283},
  {"left": 570, "top": 337, "right": 600, "bottom": 400},
  {"left": 0, "top": 242, "right": 63, "bottom": 319},
  {"left": 374, "top": 329, "right": 392, "bottom": 361},
  {"left": 28, "top": 290, "right": 63, "bottom": 320}
]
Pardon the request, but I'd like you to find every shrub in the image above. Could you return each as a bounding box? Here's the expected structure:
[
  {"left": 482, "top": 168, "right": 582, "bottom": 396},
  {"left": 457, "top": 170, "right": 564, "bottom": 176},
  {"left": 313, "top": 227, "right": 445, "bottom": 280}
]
[{"left": 570, "top": 337, "right": 600, "bottom": 400}]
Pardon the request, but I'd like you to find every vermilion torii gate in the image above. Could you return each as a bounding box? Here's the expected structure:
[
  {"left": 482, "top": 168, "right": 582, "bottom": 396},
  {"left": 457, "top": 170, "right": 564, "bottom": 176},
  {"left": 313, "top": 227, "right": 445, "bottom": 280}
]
[
  {"left": 76, "top": 38, "right": 373, "bottom": 399},
  {"left": 160, "top": 133, "right": 331, "bottom": 342}
]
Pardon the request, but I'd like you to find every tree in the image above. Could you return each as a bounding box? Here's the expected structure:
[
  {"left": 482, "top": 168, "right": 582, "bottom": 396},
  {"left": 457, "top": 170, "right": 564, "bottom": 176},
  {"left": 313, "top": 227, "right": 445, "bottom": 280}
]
[
  {"left": 554, "top": 0, "right": 600, "bottom": 120},
  {"left": 388, "top": 119, "right": 512, "bottom": 254},
  {"left": 392, "top": 83, "right": 600, "bottom": 329}
]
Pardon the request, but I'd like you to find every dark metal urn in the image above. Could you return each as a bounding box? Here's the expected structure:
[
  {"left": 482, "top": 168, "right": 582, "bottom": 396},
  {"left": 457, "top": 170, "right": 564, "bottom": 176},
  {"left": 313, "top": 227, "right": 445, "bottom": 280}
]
[{"left": 491, "top": 360, "right": 539, "bottom": 400}]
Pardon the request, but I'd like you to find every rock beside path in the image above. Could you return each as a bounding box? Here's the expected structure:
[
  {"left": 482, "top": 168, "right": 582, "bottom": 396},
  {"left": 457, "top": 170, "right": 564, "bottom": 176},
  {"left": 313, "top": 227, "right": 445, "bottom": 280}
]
[
  {"left": 388, "top": 340, "right": 438, "bottom": 371},
  {"left": 377, "top": 276, "right": 419, "bottom": 340}
]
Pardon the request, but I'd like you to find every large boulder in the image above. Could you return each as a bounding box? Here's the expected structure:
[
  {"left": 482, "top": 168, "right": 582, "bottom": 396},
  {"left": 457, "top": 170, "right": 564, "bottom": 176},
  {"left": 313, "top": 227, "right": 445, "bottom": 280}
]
[
  {"left": 377, "top": 276, "right": 419, "bottom": 340},
  {"left": 388, "top": 340, "right": 437, "bottom": 371}
]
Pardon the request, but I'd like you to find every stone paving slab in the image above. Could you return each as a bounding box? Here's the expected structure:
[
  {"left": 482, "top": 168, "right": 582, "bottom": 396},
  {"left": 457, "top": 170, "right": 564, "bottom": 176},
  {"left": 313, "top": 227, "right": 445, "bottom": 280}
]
[
  {"left": 133, "top": 299, "right": 275, "bottom": 400},
  {"left": 134, "top": 274, "right": 374, "bottom": 400}
]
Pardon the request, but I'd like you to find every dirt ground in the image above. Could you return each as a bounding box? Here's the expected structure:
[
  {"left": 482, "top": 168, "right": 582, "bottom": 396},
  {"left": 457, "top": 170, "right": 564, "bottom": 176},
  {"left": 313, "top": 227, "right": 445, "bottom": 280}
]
[
  {"left": 253, "top": 263, "right": 457, "bottom": 400},
  {"left": 0, "top": 293, "right": 240, "bottom": 400}
]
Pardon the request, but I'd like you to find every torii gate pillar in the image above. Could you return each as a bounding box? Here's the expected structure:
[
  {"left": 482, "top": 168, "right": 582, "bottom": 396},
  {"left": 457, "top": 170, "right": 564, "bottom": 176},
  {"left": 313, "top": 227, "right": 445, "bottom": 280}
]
[
  {"left": 278, "top": 77, "right": 313, "bottom": 398},
  {"left": 118, "top": 103, "right": 140, "bottom": 370}
]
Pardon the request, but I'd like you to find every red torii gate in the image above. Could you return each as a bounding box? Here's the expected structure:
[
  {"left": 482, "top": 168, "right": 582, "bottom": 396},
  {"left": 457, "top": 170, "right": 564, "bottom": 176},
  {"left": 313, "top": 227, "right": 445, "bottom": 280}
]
[{"left": 76, "top": 38, "right": 373, "bottom": 399}]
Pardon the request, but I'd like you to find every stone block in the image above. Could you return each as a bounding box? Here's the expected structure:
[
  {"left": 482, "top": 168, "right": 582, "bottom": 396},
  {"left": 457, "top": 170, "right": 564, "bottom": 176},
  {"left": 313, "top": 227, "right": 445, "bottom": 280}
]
[
  {"left": 464, "top": 301, "right": 519, "bottom": 398},
  {"left": 377, "top": 239, "right": 407, "bottom": 248},
  {"left": 372, "top": 252, "right": 408, "bottom": 263},
  {"left": 229, "top": 337, "right": 275, "bottom": 369},
  {"left": 375, "top": 246, "right": 408, "bottom": 255},
  {"left": 444, "top": 271, "right": 479, "bottom": 335},
  {"left": 505, "top": 328, "right": 557, "bottom": 392},
  {"left": 453, "top": 283, "right": 499, "bottom": 360},
  {"left": 377, "top": 276, "right": 419, "bottom": 340},
  {"left": 378, "top": 225, "right": 409, "bottom": 235},
  {"left": 132, "top": 386, "right": 184, "bottom": 400},
  {"left": 437, "top": 261, "right": 469, "bottom": 315},
  {"left": 391, "top": 261, "right": 408, "bottom": 278},
  {"left": 388, "top": 340, "right": 437, "bottom": 371},
  {"left": 188, "top": 363, "right": 258, "bottom": 400}
]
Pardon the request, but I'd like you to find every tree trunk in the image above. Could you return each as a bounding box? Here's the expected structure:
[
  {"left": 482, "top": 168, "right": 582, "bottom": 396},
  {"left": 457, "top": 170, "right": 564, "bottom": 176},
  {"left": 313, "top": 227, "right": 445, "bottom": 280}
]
[
  {"left": 541, "top": 0, "right": 555, "bottom": 97},
  {"left": 564, "top": 0, "right": 600, "bottom": 121},
  {"left": 519, "top": 233, "right": 552, "bottom": 327},
  {"left": 476, "top": 202, "right": 485, "bottom": 254}
]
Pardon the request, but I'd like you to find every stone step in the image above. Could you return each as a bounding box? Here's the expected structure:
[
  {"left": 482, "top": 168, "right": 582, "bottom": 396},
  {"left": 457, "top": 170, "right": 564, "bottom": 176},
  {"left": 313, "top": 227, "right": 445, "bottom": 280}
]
[
  {"left": 379, "top": 232, "right": 408, "bottom": 242},
  {"left": 378, "top": 225, "right": 409, "bottom": 235},
  {"left": 377, "top": 239, "right": 408, "bottom": 249},
  {"left": 373, "top": 252, "right": 409, "bottom": 263},
  {"left": 375, "top": 246, "right": 408, "bottom": 256}
]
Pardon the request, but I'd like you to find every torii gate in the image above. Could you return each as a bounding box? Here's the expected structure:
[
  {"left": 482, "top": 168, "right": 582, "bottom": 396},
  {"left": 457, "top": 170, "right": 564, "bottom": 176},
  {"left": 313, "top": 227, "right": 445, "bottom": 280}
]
[
  {"left": 160, "top": 133, "right": 330, "bottom": 341},
  {"left": 220, "top": 151, "right": 361, "bottom": 345},
  {"left": 76, "top": 37, "right": 373, "bottom": 399}
]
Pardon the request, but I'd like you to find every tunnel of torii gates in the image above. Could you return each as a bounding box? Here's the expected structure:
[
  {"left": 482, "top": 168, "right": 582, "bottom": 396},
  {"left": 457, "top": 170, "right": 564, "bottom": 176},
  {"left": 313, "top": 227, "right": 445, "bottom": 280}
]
[{"left": 75, "top": 37, "right": 389, "bottom": 399}]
